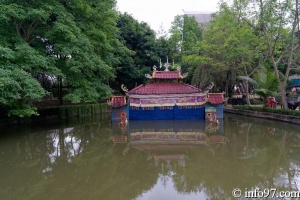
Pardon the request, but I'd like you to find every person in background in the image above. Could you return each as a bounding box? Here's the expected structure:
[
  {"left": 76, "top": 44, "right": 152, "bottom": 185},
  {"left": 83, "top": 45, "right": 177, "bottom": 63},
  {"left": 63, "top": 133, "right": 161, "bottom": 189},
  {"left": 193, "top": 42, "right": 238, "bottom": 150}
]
[{"left": 297, "top": 95, "right": 300, "bottom": 111}]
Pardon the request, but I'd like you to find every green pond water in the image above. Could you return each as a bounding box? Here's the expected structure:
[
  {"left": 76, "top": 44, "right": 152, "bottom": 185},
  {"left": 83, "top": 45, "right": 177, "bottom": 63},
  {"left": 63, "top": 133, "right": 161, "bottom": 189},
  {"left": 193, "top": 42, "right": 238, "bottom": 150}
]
[{"left": 0, "top": 113, "right": 300, "bottom": 200}]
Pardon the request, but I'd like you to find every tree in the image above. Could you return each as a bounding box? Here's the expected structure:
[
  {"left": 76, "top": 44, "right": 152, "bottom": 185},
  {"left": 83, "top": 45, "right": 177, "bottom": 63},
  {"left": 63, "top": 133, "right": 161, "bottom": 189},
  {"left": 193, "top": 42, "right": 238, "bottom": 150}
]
[
  {"left": 44, "top": 0, "right": 116, "bottom": 103},
  {"left": 167, "top": 14, "right": 203, "bottom": 83},
  {"left": 0, "top": 1, "right": 54, "bottom": 117},
  {"left": 0, "top": 0, "right": 118, "bottom": 116},
  {"left": 189, "top": 3, "right": 262, "bottom": 98},
  {"left": 182, "top": 15, "right": 202, "bottom": 56},
  {"left": 168, "top": 15, "right": 184, "bottom": 63},
  {"left": 240, "top": 0, "right": 300, "bottom": 109},
  {"left": 237, "top": 63, "right": 279, "bottom": 105},
  {"left": 253, "top": 64, "right": 279, "bottom": 102},
  {"left": 115, "top": 13, "right": 161, "bottom": 90},
  {"left": 0, "top": 67, "right": 45, "bottom": 117}
]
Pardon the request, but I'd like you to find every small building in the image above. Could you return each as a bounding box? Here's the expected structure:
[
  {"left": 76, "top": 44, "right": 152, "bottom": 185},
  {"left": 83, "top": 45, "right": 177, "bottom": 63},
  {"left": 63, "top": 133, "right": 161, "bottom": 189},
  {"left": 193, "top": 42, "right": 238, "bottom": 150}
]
[
  {"left": 107, "top": 96, "right": 126, "bottom": 108},
  {"left": 126, "top": 66, "right": 209, "bottom": 120},
  {"left": 107, "top": 96, "right": 128, "bottom": 120},
  {"left": 289, "top": 74, "right": 300, "bottom": 86},
  {"left": 205, "top": 93, "right": 226, "bottom": 119},
  {"left": 289, "top": 74, "right": 300, "bottom": 93}
]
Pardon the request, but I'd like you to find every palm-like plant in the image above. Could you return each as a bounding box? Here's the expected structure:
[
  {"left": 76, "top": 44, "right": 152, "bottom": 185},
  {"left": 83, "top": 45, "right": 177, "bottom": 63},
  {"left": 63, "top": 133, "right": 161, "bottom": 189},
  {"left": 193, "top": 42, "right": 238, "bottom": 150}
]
[
  {"left": 253, "top": 64, "right": 279, "bottom": 103},
  {"left": 237, "top": 64, "right": 279, "bottom": 106}
]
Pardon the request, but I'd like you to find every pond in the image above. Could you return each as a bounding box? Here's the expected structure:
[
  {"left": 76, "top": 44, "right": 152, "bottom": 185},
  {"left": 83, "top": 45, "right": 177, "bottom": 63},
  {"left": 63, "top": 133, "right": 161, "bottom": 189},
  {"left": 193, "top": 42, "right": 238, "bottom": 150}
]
[{"left": 0, "top": 113, "right": 300, "bottom": 200}]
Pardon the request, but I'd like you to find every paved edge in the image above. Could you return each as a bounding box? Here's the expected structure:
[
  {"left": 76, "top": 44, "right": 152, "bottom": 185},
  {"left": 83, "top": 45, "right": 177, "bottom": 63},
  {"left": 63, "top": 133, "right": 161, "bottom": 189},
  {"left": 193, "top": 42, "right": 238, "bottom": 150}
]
[{"left": 224, "top": 107, "right": 300, "bottom": 125}]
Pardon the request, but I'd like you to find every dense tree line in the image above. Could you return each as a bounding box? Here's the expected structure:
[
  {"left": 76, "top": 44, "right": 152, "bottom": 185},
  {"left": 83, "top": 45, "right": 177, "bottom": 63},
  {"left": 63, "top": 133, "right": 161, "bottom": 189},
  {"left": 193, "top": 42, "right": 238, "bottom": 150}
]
[
  {"left": 187, "top": 0, "right": 300, "bottom": 109},
  {"left": 0, "top": 0, "right": 201, "bottom": 118},
  {"left": 2, "top": 0, "right": 300, "bottom": 117},
  {"left": 0, "top": 0, "right": 119, "bottom": 117}
]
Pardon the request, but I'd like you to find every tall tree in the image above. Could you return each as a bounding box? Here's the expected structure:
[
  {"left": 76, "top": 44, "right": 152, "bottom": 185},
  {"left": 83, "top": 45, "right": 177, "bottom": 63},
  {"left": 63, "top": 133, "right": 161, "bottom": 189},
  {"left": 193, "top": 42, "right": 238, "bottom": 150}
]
[
  {"left": 229, "top": 0, "right": 300, "bottom": 108},
  {"left": 0, "top": 0, "right": 118, "bottom": 116},
  {"left": 251, "top": 0, "right": 300, "bottom": 109},
  {"left": 168, "top": 15, "right": 184, "bottom": 63},
  {"left": 168, "top": 14, "right": 203, "bottom": 83},
  {"left": 189, "top": 3, "right": 262, "bottom": 97},
  {"left": 182, "top": 15, "right": 202, "bottom": 55},
  {"left": 0, "top": 0, "right": 55, "bottom": 116},
  {"left": 116, "top": 13, "right": 160, "bottom": 90}
]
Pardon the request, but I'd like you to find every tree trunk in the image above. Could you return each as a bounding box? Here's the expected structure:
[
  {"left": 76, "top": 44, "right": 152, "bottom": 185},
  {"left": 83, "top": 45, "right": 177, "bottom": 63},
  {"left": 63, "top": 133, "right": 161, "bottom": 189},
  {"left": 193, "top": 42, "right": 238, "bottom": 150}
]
[
  {"left": 280, "top": 84, "right": 288, "bottom": 109},
  {"left": 58, "top": 78, "right": 63, "bottom": 105},
  {"left": 245, "top": 80, "right": 251, "bottom": 105}
]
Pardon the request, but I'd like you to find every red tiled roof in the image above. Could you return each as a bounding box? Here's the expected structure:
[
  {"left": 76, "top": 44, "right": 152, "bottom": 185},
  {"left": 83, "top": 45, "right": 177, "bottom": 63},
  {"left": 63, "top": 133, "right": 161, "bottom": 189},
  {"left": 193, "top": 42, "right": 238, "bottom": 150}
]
[
  {"left": 152, "top": 71, "right": 183, "bottom": 79},
  {"left": 207, "top": 93, "right": 224, "bottom": 104},
  {"left": 128, "top": 83, "right": 201, "bottom": 95}
]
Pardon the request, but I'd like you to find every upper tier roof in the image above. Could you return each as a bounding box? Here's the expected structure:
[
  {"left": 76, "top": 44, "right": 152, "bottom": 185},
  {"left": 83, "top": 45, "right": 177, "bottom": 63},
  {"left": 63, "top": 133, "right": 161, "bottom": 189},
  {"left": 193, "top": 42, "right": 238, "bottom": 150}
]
[
  {"left": 152, "top": 71, "right": 183, "bottom": 79},
  {"left": 128, "top": 82, "right": 202, "bottom": 95}
]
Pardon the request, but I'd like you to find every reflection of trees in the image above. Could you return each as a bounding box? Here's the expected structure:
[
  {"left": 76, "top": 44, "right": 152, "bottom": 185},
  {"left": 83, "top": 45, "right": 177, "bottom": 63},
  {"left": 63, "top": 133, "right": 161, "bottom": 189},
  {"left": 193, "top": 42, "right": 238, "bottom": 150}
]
[
  {"left": 0, "top": 117, "right": 159, "bottom": 200},
  {"left": 271, "top": 130, "right": 299, "bottom": 190},
  {"left": 1, "top": 114, "right": 300, "bottom": 199},
  {"left": 163, "top": 115, "right": 300, "bottom": 199}
]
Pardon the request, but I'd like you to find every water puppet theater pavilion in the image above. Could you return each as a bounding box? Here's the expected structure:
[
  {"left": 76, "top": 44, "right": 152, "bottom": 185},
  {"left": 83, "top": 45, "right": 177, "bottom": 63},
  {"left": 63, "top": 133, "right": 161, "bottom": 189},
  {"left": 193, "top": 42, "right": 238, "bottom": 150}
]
[{"left": 108, "top": 64, "right": 225, "bottom": 120}]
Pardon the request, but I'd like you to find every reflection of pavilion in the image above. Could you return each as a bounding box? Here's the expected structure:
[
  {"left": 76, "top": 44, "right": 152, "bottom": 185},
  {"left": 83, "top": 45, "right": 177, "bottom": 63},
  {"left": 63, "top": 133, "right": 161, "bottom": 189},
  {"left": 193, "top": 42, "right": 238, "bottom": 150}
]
[
  {"left": 130, "top": 131, "right": 208, "bottom": 144},
  {"left": 125, "top": 120, "right": 207, "bottom": 169},
  {"left": 147, "top": 154, "right": 186, "bottom": 168},
  {"left": 110, "top": 120, "right": 228, "bottom": 160},
  {"left": 128, "top": 120, "right": 207, "bottom": 148}
]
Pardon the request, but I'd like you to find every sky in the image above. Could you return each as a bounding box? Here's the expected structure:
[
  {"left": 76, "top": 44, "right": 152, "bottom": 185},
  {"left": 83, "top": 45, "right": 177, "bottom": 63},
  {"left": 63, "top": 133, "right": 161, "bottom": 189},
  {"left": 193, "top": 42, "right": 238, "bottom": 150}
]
[{"left": 116, "top": 0, "right": 221, "bottom": 33}]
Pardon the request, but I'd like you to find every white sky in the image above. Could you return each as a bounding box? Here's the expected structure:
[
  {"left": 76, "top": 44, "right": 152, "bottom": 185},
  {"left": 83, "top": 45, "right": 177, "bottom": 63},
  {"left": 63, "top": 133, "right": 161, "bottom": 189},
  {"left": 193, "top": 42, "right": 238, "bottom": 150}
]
[{"left": 116, "top": 0, "right": 221, "bottom": 33}]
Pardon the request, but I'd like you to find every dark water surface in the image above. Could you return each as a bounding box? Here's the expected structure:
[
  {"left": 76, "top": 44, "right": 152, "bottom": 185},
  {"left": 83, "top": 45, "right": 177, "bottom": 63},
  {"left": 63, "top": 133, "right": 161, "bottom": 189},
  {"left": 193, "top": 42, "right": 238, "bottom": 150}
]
[{"left": 1, "top": 114, "right": 300, "bottom": 200}]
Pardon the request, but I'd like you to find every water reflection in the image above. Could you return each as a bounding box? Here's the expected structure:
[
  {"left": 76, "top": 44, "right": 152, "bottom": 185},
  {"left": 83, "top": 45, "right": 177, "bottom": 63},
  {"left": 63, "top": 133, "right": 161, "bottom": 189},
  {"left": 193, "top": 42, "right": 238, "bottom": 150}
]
[{"left": 0, "top": 114, "right": 300, "bottom": 200}]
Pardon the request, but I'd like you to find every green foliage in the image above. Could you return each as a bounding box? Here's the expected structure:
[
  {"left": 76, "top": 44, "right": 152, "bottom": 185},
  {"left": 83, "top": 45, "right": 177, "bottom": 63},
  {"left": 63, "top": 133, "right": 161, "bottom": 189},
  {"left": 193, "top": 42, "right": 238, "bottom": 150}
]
[
  {"left": 189, "top": 3, "right": 262, "bottom": 92},
  {"left": 167, "top": 14, "right": 203, "bottom": 84},
  {"left": 0, "top": 67, "right": 45, "bottom": 117},
  {"left": 0, "top": 0, "right": 120, "bottom": 117},
  {"left": 240, "top": 0, "right": 300, "bottom": 109},
  {"left": 114, "top": 13, "right": 161, "bottom": 91},
  {"left": 8, "top": 106, "right": 38, "bottom": 118},
  {"left": 252, "top": 64, "right": 279, "bottom": 101},
  {"left": 182, "top": 15, "right": 202, "bottom": 56}
]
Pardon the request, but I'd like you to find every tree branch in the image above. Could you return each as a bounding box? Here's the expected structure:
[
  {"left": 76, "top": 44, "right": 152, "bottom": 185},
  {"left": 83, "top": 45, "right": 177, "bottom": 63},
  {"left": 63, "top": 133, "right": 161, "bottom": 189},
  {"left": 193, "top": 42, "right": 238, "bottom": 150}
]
[{"left": 13, "top": 18, "right": 21, "bottom": 38}]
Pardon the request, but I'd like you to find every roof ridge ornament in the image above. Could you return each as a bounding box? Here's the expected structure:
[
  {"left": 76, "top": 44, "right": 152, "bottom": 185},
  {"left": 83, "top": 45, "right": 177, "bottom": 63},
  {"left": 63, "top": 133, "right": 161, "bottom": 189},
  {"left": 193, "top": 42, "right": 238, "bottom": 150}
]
[
  {"left": 164, "top": 56, "right": 169, "bottom": 71},
  {"left": 207, "top": 82, "right": 214, "bottom": 90},
  {"left": 145, "top": 73, "right": 152, "bottom": 79},
  {"left": 159, "top": 59, "right": 162, "bottom": 69},
  {"left": 121, "top": 84, "right": 128, "bottom": 92},
  {"left": 180, "top": 72, "right": 188, "bottom": 78}
]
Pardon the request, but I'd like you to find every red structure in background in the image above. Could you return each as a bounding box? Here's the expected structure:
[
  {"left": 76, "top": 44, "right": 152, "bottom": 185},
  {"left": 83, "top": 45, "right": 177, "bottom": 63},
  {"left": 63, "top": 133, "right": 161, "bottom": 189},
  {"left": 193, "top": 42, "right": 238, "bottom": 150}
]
[
  {"left": 207, "top": 93, "right": 225, "bottom": 105},
  {"left": 107, "top": 96, "right": 126, "bottom": 107},
  {"left": 266, "top": 96, "right": 277, "bottom": 108}
]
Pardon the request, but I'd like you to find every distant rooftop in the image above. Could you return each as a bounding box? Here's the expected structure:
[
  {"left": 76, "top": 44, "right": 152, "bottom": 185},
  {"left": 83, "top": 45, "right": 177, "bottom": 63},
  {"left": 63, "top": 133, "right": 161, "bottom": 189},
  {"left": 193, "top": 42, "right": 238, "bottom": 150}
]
[
  {"left": 183, "top": 11, "right": 214, "bottom": 29},
  {"left": 183, "top": 11, "right": 214, "bottom": 15}
]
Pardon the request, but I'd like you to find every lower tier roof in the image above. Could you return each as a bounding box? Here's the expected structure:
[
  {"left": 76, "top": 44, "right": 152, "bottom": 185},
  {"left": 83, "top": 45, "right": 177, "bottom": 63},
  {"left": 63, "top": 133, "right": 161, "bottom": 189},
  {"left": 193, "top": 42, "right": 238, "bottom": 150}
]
[{"left": 128, "top": 82, "right": 202, "bottom": 95}]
